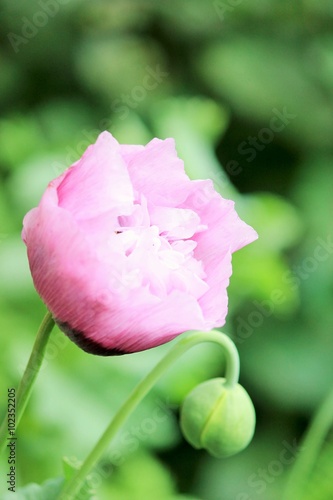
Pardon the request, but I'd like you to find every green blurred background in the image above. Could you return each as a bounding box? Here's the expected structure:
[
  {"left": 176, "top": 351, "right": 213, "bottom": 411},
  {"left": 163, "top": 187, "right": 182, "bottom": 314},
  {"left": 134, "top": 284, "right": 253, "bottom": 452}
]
[{"left": 0, "top": 1, "right": 333, "bottom": 499}]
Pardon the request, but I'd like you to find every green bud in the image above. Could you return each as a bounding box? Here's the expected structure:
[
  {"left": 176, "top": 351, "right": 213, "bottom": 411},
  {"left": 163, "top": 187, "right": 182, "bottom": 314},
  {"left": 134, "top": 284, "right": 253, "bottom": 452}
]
[{"left": 180, "top": 378, "right": 255, "bottom": 458}]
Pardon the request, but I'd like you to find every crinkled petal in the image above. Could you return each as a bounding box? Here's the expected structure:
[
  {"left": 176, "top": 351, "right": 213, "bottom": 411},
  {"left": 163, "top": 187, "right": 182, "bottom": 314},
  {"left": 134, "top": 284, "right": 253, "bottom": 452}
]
[
  {"left": 186, "top": 181, "right": 257, "bottom": 326},
  {"left": 150, "top": 206, "right": 205, "bottom": 240},
  {"left": 124, "top": 137, "right": 192, "bottom": 206},
  {"left": 57, "top": 132, "right": 134, "bottom": 220}
]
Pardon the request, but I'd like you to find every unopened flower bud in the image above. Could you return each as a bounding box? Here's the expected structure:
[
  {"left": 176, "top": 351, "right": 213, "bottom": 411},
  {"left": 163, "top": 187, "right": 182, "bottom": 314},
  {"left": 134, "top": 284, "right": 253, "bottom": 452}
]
[{"left": 180, "top": 377, "right": 255, "bottom": 458}]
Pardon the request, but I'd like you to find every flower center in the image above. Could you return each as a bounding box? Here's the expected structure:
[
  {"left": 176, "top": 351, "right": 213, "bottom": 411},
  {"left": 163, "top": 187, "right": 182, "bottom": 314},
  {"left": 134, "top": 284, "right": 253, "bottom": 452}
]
[{"left": 111, "top": 199, "right": 208, "bottom": 298}]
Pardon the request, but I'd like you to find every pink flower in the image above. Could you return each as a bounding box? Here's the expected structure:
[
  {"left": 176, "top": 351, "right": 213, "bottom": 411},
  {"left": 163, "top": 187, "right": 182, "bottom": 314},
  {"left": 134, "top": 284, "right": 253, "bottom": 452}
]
[{"left": 22, "top": 132, "right": 257, "bottom": 355}]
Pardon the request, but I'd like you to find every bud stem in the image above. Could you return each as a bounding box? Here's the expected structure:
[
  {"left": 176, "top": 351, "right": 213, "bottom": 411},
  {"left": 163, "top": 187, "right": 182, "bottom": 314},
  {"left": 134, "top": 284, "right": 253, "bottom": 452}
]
[
  {"left": 58, "top": 329, "right": 239, "bottom": 499},
  {"left": 0, "top": 310, "right": 55, "bottom": 454}
]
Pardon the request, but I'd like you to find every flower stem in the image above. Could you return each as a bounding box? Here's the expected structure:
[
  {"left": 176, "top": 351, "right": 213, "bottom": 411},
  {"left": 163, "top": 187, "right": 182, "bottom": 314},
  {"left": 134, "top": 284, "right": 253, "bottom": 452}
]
[
  {"left": 0, "top": 311, "right": 55, "bottom": 454},
  {"left": 58, "top": 329, "right": 239, "bottom": 500},
  {"left": 283, "top": 385, "right": 333, "bottom": 500}
]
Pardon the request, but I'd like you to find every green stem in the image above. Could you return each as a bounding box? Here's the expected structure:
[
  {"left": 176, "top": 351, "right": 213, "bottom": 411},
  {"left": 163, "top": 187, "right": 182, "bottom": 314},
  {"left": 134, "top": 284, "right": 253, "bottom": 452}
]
[
  {"left": 58, "top": 329, "right": 239, "bottom": 500},
  {"left": 283, "top": 385, "right": 333, "bottom": 500},
  {"left": 0, "top": 311, "right": 55, "bottom": 453}
]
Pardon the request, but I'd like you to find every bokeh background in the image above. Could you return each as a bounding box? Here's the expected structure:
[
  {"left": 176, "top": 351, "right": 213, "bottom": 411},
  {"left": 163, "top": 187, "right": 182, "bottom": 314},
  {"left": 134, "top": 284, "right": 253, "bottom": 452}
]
[{"left": 1, "top": 1, "right": 333, "bottom": 499}]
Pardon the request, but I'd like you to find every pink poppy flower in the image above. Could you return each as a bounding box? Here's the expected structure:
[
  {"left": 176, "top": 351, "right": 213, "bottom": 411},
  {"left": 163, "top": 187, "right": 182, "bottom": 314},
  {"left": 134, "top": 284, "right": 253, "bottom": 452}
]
[{"left": 22, "top": 132, "right": 257, "bottom": 355}]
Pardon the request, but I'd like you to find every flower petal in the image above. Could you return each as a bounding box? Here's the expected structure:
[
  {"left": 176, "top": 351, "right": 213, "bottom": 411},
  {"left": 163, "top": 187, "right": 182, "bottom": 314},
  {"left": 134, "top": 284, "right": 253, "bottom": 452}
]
[
  {"left": 57, "top": 132, "right": 134, "bottom": 220},
  {"left": 183, "top": 180, "right": 258, "bottom": 326},
  {"left": 124, "top": 137, "right": 192, "bottom": 206}
]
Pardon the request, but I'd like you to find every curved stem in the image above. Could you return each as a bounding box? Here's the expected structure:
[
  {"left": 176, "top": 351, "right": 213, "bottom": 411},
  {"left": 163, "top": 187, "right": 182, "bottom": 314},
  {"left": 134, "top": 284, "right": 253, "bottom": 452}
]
[
  {"left": 0, "top": 311, "right": 55, "bottom": 454},
  {"left": 283, "top": 385, "right": 333, "bottom": 500},
  {"left": 58, "top": 329, "right": 239, "bottom": 500}
]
